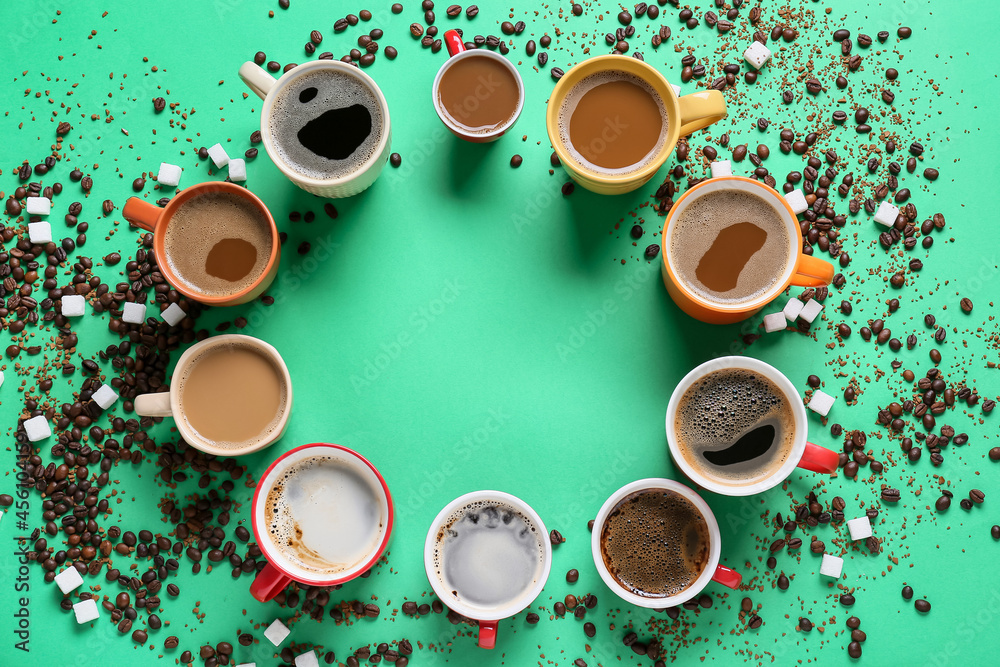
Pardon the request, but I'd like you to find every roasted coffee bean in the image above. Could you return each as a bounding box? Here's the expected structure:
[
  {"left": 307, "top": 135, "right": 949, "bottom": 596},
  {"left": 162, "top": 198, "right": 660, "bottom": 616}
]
[
  {"left": 915, "top": 599, "right": 931, "bottom": 612},
  {"left": 880, "top": 488, "right": 900, "bottom": 503}
]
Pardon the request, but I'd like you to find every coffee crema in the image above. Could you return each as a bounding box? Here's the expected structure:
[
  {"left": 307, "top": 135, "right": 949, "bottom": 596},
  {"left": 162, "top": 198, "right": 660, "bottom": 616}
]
[
  {"left": 669, "top": 189, "right": 791, "bottom": 305},
  {"left": 163, "top": 191, "right": 272, "bottom": 298},
  {"left": 269, "top": 69, "right": 384, "bottom": 181},
  {"left": 432, "top": 500, "right": 546, "bottom": 611},
  {"left": 600, "top": 489, "right": 710, "bottom": 598},
  {"left": 264, "top": 456, "right": 384, "bottom": 575},
  {"left": 437, "top": 55, "right": 520, "bottom": 135},
  {"left": 558, "top": 70, "right": 668, "bottom": 174},
  {"left": 675, "top": 368, "right": 796, "bottom": 486}
]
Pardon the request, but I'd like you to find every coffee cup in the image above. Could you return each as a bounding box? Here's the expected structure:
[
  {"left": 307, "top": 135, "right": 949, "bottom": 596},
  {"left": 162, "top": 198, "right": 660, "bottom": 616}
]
[
  {"left": 134, "top": 334, "right": 292, "bottom": 457},
  {"left": 423, "top": 490, "right": 551, "bottom": 649},
  {"left": 431, "top": 30, "right": 525, "bottom": 143},
  {"left": 122, "top": 182, "right": 280, "bottom": 306},
  {"left": 239, "top": 60, "right": 392, "bottom": 198},
  {"left": 592, "top": 478, "right": 742, "bottom": 608},
  {"left": 546, "top": 55, "right": 726, "bottom": 195},
  {"left": 660, "top": 176, "right": 834, "bottom": 324},
  {"left": 666, "top": 356, "right": 839, "bottom": 496},
  {"left": 249, "top": 443, "right": 393, "bottom": 601}
]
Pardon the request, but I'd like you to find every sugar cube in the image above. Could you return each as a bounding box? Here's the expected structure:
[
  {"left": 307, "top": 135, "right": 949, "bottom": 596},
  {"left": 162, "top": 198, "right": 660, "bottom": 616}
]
[
  {"left": 799, "top": 299, "right": 824, "bottom": 323},
  {"left": 208, "top": 143, "right": 230, "bottom": 168},
  {"left": 764, "top": 312, "right": 786, "bottom": 333},
  {"left": 671, "top": 84, "right": 682, "bottom": 98},
  {"left": 874, "top": 201, "right": 899, "bottom": 227},
  {"left": 710, "top": 161, "right": 732, "bottom": 178},
  {"left": 73, "top": 598, "right": 99, "bottom": 624},
  {"left": 55, "top": 567, "right": 84, "bottom": 594},
  {"left": 228, "top": 158, "right": 247, "bottom": 182},
  {"left": 235, "top": 664, "right": 257, "bottom": 667},
  {"left": 294, "top": 651, "right": 319, "bottom": 667},
  {"left": 92, "top": 385, "right": 119, "bottom": 410},
  {"left": 161, "top": 302, "right": 187, "bottom": 326},
  {"left": 264, "top": 619, "right": 290, "bottom": 646},
  {"left": 783, "top": 298, "right": 804, "bottom": 321},
  {"left": 847, "top": 516, "right": 873, "bottom": 541},
  {"left": 122, "top": 302, "right": 147, "bottom": 324},
  {"left": 24, "top": 415, "right": 52, "bottom": 442},
  {"left": 808, "top": 390, "right": 835, "bottom": 417},
  {"left": 26, "top": 196, "right": 51, "bottom": 215},
  {"left": 61, "top": 294, "right": 86, "bottom": 317},
  {"left": 0, "top": 371, "right": 4, "bottom": 390},
  {"left": 784, "top": 189, "right": 808, "bottom": 215},
  {"left": 820, "top": 553, "right": 843, "bottom": 578},
  {"left": 28, "top": 222, "right": 52, "bottom": 245},
  {"left": 157, "top": 162, "right": 183, "bottom": 187},
  {"left": 743, "top": 41, "right": 772, "bottom": 69}
]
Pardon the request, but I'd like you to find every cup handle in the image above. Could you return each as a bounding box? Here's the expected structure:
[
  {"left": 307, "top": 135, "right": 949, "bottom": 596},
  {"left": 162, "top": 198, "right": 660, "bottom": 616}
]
[
  {"left": 789, "top": 255, "right": 835, "bottom": 288},
  {"left": 134, "top": 392, "right": 172, "bottom": 418},
  {"left": 711, "top": 564, "right": 742, "bottom": 589},
  {"left": 477, "top": 620, "right": 498, "bottom": 649},
  {"left": 443, "top": 29, "right": 466, "bottom": 57},
  {"left": 797, "top": 442, "right": 840, "bottom": 474},
  {"left": 676, "top": 90, "right": 727, "bottom": 137},
  {"left": 250, "top": 562, "right": 292, "bottom": 602},
  {"left": 122, "top": 197, "right": 162, "bottom": 233},
  {"left": 239, "top": 61, "right": 276, "bottom": 101}
]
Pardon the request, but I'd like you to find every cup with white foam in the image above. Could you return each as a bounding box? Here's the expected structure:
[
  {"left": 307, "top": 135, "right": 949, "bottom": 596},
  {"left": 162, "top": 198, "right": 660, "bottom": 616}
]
[
  {"left": 249, "top": 443, "right": 393, "bottom": 602},
  {"left": 423, "top": 490, "right": 552, "bottom": 649}
]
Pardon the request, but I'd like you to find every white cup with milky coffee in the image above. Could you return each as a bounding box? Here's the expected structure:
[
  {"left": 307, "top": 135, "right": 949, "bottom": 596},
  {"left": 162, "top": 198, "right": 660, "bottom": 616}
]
[{"left": 134, "top": 334, "right": 292, "bottom": 456}]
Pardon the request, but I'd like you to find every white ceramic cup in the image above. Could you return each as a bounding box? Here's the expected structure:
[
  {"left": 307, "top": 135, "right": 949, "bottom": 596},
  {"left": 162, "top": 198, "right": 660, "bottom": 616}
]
[
  {"left": 591, "top": 478, "right": 742, "bottom": 609},
  {"left": 134, "top": 334, "right": 292, "bottom": 457},
  {"left": 423, "top": 490, "right": 552, "bottom": 649},
  {"left": 238, "top": 60, "right": 392, "bottom": 198},
  {"left": 665, "top": 356, "right": 839, "bottom": 497}
]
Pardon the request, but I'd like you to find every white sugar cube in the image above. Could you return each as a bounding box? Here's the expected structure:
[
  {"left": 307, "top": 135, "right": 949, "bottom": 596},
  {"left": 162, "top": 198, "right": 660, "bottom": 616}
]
[
  {"left": 264, "top": 619, "right": 290, "bottom": 646},
  {"left": 784, "top": 189, "right": 808, "bottom": 215},
  {"left": 55, "top": 567, "right": 84, "bottom": 594},
  {"left": 671, "top": 84, "right": 681, "bottom": 98},
  {"left": 764, "top": 311, "right": 786, "bottom": 333},
  {"left": 228, "top": 158, "right": 247, "bottom": 182},
  {"left": 294, "top": 651, "right": 319, "bottom": 667},
  {"left": 24, "top": 415, "right": 52, "bottom": 442},
  {"left": 0, "top": 371, "right": 4, "bottom": 389},
  {"left": 28, "top": 222, "right": 52, "bottom": 244},
  {"left": 808, "top": 390, "right": 835, "bottom": 417},
  {"left": 92, "top": 384, "right": 119, "bottom": 410},
  {"left": 873, "top": 201, "right": 899, "bottom": 227},
  {"left": 61, "top": 294, "right": 86, "bottom": 317},
  {"left": 122, "top": 302, "right": 147, "bottom": 324},
  {"left": 783, "top": 298, "right": 804, "bottom": 321},
  {"left": 235, "top": 664, "right": 257, "bottom": 667},
  {"left": 710, "top": 160, "right": 732, "bottom": 178},
  {"left": 157, "top": 162, "right": 183, "bottom": 187},
  {"left": 820, "top": 553, "right": 843, "bottom": 579},
  {"left": 799, "top": 299, "right": 824, "bottom": 323},
  {"left": 73, "top": 598, "right": 99, "bottom": 624},
  {"left": 847, "top": 516, "right": 873, "bottom": 541},
  {"left": 161, "top": 302, "right": 187, "bottom": 326},
  {"left": 744, "top": 41, "right": 772, "bottom": 69},
  {"left": 208, "top": 143, "right": 230, "bottom": 168},
  {"left": 26, "top": 197, "right": 51, "bottom": 215}
]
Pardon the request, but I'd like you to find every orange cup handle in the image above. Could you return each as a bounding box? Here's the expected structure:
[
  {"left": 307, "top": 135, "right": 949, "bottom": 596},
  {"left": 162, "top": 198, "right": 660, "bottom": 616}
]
[
  {"left": 789, "top": 254, "right": 835, "bottom": 288},
  {"left": 123, "top": 197, "right": 161, "bottom": 233},
  {"left": 676, "top": 90, "right": 728, "bottom": 137}
]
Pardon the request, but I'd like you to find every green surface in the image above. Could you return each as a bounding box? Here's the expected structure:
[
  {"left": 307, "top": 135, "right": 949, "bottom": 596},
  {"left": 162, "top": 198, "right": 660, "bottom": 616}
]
[{"left": 2, "top": 0, "right": 999, "bottom": 665}]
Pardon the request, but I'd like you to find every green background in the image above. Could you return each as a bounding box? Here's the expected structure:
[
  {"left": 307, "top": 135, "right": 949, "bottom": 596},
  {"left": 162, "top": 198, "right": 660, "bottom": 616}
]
[{"left": 2, "top": 0, "right": 998, "bottom": 665}]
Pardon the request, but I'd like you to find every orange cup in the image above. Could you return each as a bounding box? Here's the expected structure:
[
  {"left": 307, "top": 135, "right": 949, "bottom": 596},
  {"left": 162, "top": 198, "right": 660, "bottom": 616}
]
[
  {"left": 122, "top": 182, "right": 280, "bottom": 307},
  {"left": 660, "top": 176, "right": 834, "bottom": 324}
]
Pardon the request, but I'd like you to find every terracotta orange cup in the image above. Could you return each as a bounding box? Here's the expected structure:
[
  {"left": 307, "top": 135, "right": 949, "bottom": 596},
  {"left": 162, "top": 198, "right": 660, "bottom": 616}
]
[
  {"left": 122, "top": 182, "right": 280, "bottom": 306},
  {"left": 661, "top": 176, "right": 834, "bottom": 324}
]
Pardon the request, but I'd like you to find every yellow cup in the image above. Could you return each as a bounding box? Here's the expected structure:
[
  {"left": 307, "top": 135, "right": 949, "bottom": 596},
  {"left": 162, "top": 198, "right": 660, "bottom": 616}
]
[{"left": 546, "top": 55, "right": 727, "bottom": 195}]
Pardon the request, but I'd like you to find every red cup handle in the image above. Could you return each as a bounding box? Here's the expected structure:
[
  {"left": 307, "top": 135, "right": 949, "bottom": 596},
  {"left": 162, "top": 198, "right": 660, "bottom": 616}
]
[
  {"left": 250, "top": 562, "right": 292, "bottom": 602},
  {"left": 478, "top": 620, "right": 498, "bottom": 649},
  {"left": 797, "top": 442, "right": 839, "bottom": 474},
  {"left": 711, "top": 564, "right": 742, "bottom": 589},
  {"left": 444, "top": 29, "right": 465, "bottom": 57}
]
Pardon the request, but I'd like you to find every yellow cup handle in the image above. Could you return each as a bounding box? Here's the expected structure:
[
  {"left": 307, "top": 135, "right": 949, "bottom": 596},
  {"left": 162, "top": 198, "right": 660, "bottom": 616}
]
[
  {"left": 790, "top": 254, "right": 835, "bottom": 288},
  {"left": 676, "top": 90, "right": 727, "bottom": 137}
]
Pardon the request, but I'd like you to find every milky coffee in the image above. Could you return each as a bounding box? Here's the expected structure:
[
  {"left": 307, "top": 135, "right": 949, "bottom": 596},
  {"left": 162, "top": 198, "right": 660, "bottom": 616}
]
[
  {"left": 674, "top": 368, "right": 796, "bottom": 487},
  {"left": 437, "top": 55, "right": 520, "bottom": 135}
]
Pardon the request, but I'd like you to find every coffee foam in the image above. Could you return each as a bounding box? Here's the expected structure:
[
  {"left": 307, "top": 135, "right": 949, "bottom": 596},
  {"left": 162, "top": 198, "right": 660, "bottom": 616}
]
[
  {"left": 269, "top": 69, "right": 384, "bottom": 181},
  {"left": 264, "top": 456, "right": 384, "bottom": 575},
  {"left": 557, "top": 70, "right": 668, "bottom": 176},
  {"left": 675, "top": 368, "right": 795, "bottom": 485},
  {"left": 669, "top": 189, "right": 791, "bottom": 305}
]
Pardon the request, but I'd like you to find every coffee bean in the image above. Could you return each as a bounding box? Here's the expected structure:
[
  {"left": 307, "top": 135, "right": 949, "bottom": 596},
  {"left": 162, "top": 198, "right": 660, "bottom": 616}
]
[
  {"left": 970, "top": 489, "right": 986, "bottom": 504},
  {"left": 935, "top": 495, "right": 950, "bottom": 511},
  {"left": 992, "top": 526, "right": 1000, "bottom": 539},
  {"left": 960, "top": 297, "right": 973, "bottom": 313},
  {"left": 840, "top": 593, "right": 855, "bottom": 606},
  {"left": 915, "top": 599, "right": 931, "bottom": 613},
  {"left": 554, "top": 602, "right": 566, "bottom": 616},
  {"left": 848, "top": 642, "right": 862, "bottom": 658},
  {"left": 777, "top": 574, "right": 789, "bottom": 590},
  {"left": 881, "top": 488, "right": 901, "bottom": 503},
  {"left": 748, "top": 615, "right": 763, "bottom": 629},
  {"left": 566, "top": 568, "right": 579, "bottom": 583},
  {"left": 526, "top": 612, "right": 539, "bottom": 624}
]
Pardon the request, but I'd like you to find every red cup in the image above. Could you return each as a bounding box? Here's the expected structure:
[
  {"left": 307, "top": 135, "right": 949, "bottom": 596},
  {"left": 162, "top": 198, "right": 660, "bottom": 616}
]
[{"left": 249, "top": 444, "right": 393, "bottom": 602}]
